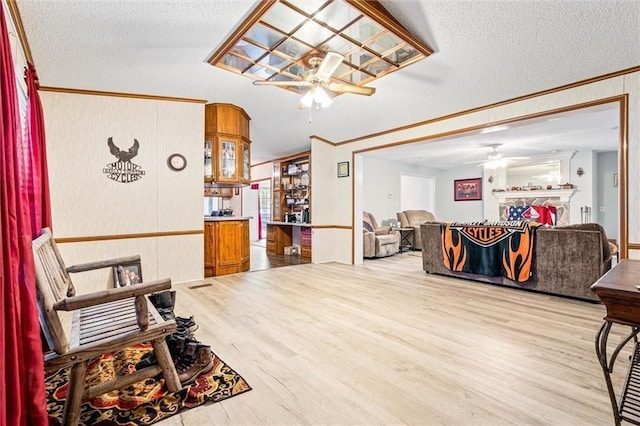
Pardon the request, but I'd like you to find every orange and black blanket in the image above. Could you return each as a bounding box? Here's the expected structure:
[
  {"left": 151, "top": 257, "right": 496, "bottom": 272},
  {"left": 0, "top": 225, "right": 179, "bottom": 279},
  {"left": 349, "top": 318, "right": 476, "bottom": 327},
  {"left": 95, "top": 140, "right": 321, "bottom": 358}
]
[{"left": 440, "top": 221, "right": 541, "bottom": 282}]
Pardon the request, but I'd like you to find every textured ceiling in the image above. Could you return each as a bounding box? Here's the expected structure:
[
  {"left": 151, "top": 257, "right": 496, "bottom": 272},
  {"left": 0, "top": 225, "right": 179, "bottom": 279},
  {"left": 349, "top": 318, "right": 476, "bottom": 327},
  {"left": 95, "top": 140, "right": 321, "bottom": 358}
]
[{"left": 16, "top": 0, "right": 640, "bottom": 164}]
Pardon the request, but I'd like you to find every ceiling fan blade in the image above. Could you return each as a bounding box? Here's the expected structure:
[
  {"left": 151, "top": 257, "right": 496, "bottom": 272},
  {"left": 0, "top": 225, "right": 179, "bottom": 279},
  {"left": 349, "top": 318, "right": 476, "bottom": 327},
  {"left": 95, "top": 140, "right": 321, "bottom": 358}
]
[
  {"left": 316, "top": 52, "right": 344, "bottom": 81},
  {"left": 327, "top": 82, "right": 376, "bottom": 96},
  {"left": 252, "top": 80, "right": 311, "bottom": 87}
]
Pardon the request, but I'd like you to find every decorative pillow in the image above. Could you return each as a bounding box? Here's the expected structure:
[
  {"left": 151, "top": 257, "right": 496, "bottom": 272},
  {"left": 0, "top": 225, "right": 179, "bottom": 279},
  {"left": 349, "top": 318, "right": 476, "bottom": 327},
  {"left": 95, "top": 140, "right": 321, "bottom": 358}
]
[{"left": 363, "top": 221, "right": 374, "bottom": 232}]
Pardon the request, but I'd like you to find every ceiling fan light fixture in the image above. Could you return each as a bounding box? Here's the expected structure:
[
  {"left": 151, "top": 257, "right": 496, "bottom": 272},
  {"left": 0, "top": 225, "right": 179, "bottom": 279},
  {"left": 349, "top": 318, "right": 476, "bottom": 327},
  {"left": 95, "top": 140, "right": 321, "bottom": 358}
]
[
  {"left": 300, "top": 89, "right": 315, "bottom": 108},
  {"left": 300, "top": 86, "right": 333, "bottom": 109},
  {"left": 483, "top": 158, "right": 508, "bottom": 169},
  {"left": 315, "top": 87, "right": 332, "bottom": 108}
]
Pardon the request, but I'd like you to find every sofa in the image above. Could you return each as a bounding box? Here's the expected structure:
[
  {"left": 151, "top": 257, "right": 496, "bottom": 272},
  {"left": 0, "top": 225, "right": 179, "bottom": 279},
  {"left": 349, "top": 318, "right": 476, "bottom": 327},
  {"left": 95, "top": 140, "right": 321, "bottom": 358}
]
[
  {"left": 420, "top": 222, "right": 612, "bottom": 301},
  {"left": 397, "top": 210, "right": 436, "bottom": 249},
  {"left": 363, "top": 211, "right": 400, "bottom": 258}
]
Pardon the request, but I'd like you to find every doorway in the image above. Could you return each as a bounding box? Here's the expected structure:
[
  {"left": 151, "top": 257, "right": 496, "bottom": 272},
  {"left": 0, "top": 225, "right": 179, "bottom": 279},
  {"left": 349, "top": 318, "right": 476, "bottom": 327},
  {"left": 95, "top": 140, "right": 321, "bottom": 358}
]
[
  {"left": 401, "top": 175, "right": 435, "bottom": 213},
  {"left": 353, "top": 99, "right": 625, "bottom": 264}
]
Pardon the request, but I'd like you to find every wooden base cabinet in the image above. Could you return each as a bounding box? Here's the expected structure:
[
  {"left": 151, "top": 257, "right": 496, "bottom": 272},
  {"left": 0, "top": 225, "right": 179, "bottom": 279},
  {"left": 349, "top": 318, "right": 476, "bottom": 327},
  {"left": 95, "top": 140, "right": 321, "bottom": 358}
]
[
  {"left": 204, "top": 219, "right": 250, "bottom": 277},
  {"left": 266, "top": 224, "right": 292, "bottom": 255},
  {"left": 301, "top": 226, "right": 312, "bottom": 260},
  {"left": 266, "top": 223, "right": 311, "bottom": 261}
]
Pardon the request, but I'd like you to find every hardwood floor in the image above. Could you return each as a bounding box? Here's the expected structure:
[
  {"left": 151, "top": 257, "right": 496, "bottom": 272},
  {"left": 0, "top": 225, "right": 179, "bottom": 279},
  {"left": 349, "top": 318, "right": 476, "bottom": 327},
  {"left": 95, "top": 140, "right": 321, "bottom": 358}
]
[
  {"left": 250, "top": 241, "right": 310, "bottom": 272},
  {"left": 160, "top": 254, "right": 626, "bottom": 425}
]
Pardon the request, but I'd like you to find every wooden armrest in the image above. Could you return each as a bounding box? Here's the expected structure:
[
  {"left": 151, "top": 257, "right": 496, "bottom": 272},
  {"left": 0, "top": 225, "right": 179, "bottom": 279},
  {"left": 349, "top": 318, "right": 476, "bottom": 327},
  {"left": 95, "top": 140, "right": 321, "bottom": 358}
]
[
  {"left": 66, "top": 255, "right": 141, "bottom": 273},
  {"left": 53, "top": 278, "right": 171, "bottom": 311}
]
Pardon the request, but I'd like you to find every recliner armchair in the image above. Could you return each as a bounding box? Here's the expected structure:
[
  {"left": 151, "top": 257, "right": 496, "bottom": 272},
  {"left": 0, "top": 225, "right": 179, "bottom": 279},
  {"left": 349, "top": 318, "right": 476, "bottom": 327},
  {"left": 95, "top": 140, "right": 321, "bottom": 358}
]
[
  {"left": 396, "top": 210, "right": 436, "bottom": 250},
  {"left": 363, "top": 211, "right": 400, "bottom": 258}
]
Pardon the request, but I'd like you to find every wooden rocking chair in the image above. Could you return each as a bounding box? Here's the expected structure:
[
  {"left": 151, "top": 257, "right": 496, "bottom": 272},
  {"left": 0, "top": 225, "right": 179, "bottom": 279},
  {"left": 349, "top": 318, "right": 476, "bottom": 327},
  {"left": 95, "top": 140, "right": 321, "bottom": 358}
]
[{"left": 33, "top": 228, "right": 182, "bottom": 426}]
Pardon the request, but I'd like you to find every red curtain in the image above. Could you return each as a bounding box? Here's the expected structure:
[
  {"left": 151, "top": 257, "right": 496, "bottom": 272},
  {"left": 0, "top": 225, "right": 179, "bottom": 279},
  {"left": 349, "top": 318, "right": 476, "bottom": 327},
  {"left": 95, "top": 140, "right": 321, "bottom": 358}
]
[
  {"left": 25, "top": 62, "right": 52, "bottom": 233},
  {"left": 0, "top": 6, "right": 48, "bottom": 426}
]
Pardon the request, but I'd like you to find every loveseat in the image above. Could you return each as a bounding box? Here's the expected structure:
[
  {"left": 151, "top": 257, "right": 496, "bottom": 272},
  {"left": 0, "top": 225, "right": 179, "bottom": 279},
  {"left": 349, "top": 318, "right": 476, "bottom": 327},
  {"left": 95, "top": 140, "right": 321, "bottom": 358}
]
[
  {"left": 420, "top": 222, "right": 612, "bottom": 301},
  {"left": 396, "top": 210, "right": 436, "bottom": 249}
]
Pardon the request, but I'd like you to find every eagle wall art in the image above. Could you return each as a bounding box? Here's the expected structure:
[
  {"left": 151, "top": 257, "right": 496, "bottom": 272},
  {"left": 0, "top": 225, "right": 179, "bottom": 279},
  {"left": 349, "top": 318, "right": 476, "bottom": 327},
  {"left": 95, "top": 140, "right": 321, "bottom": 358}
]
[{"left": 103, "top": 137, "right": 146, "bottom": 183}]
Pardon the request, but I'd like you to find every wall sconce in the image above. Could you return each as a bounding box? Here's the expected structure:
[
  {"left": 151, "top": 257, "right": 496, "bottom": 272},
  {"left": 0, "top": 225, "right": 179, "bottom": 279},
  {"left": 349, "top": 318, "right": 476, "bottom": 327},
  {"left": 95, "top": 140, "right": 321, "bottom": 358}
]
[{"left": 577, "top": 167, "right": 584, "bottom": 177}]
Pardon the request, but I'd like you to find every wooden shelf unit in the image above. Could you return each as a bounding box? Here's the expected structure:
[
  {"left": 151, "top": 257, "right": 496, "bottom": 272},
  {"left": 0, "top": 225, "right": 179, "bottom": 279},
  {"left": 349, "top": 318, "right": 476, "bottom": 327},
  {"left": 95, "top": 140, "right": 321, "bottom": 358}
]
[{"left": 272, "top": 152, "right": 310, "bottom": 223}]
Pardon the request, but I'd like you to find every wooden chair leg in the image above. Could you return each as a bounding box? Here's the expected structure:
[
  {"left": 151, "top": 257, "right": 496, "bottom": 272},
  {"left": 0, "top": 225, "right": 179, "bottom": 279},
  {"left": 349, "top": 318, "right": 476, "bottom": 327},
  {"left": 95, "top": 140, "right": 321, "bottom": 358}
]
[
  {"left": 152, "top": 338, "right": 182, "bottom": 392},
  {"left": 63, "top": 360, "right": 88, "bottom": 426}
]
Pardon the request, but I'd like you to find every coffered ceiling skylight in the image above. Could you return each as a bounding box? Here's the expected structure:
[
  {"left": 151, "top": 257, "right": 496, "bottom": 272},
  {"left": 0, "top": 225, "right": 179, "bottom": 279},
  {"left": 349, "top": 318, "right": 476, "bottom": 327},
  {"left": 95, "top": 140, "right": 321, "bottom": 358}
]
[{"left": 207, "top": 0, "right": 433, "bottom": 93}]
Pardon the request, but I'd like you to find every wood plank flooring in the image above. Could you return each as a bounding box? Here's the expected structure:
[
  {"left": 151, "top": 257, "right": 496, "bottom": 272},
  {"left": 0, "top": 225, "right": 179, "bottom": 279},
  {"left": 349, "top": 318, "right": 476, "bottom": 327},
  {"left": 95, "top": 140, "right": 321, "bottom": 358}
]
[
  {"left": 159, "top": 254, "right": 627, "bottom": 425},
  {"left": 250, "top": 243, "right": 310, "bottom": 272}
]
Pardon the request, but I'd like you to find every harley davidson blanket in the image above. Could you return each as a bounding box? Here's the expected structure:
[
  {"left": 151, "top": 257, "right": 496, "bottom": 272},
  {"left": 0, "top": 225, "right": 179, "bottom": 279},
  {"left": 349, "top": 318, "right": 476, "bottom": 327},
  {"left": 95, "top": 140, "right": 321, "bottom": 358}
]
[{"left": 440, "top": 221, "right": 541, "bottom": 282}]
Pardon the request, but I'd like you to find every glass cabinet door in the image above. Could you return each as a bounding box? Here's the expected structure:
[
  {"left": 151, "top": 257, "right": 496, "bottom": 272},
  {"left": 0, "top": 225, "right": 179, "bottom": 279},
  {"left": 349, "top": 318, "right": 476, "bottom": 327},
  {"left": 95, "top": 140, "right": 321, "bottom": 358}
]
[
  {"left": 204, "top": 138, "right": 213, "bottom": 179},
  {"left": 242, "top": 142, "right": 250, "bottom": 183},
  {"left": 217, "top": 137, "right": 237, "bottom": 181}
]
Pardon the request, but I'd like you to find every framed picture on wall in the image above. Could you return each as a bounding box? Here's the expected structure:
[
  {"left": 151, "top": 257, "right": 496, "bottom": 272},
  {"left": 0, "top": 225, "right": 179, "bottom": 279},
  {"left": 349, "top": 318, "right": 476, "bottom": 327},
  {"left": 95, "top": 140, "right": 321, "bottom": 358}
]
[
  {"left": 113, "top": 262, "right": 143, "bottom": 287},
  {"left": 454, "top": 177, "right": 482, "bottom": 201},
  {"left": 337, "top": 161, "right": 349, "bottom": 178}
]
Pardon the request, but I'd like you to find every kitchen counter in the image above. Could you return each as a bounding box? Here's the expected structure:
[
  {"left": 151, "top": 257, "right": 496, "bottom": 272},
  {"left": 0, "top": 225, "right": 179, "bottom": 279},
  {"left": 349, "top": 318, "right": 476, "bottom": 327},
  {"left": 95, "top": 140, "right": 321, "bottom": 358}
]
[
  {"left": 205, "top": 216, "right": 252, "bottom": 222},
  {"left": 265, "top": 221, "right": 312, "bottom": 227}
]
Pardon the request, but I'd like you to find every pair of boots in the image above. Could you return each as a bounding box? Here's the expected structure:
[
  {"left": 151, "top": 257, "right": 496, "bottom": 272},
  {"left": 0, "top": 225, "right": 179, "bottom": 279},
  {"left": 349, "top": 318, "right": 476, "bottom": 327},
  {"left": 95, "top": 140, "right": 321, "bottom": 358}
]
[{"left": 138, "top": 291, "right": 212, "bottom": 385}]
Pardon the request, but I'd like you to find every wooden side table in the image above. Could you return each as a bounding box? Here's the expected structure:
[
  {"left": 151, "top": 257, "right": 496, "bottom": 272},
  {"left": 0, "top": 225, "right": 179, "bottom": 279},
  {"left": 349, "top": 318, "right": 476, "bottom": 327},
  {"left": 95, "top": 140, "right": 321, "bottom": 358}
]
[
  {"left": 398, "top": 227, "right": 414, "bottom": 253},
  {"left": 592, "top": 260, "right": 640, "bottom": 425}
]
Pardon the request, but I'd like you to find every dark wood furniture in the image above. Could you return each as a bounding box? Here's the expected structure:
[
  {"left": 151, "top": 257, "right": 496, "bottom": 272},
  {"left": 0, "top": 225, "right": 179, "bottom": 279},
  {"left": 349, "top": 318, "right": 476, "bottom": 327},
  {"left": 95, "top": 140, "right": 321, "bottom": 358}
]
[
  {"left": 33, "top": 228, "right": 181, "bottom": 426},
  {"left": 266, "top": 222, "right": 312, "bottom": 261},
  {"left": 592, "top": 260, "right": 640, "bottom": 425},
  {"left": 398, "top": 227, "right": 414, "bottom": 252},
  {"left": 300, "top": 226, "right": 312, "bottom": 260},
  {"left": 204, "top": 218, "right": 250, "bottom": 277},
  {"left": 271, "top": 152, "right": 310, "bottom": 223}
]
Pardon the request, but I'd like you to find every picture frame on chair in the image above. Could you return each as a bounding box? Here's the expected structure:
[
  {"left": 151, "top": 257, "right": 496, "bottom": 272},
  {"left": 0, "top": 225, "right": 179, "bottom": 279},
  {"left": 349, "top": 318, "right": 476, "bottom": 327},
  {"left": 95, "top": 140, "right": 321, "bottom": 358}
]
[{"left": 113, "top": 262, "right": 142, "bottom": 287}]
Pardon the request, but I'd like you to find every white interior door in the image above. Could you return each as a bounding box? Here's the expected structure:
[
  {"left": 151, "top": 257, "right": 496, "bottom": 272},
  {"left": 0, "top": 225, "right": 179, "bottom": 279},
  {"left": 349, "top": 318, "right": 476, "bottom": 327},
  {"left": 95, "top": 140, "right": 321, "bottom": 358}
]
[{"left": 400, "top": 175, "right": 435, "bottom": 213}]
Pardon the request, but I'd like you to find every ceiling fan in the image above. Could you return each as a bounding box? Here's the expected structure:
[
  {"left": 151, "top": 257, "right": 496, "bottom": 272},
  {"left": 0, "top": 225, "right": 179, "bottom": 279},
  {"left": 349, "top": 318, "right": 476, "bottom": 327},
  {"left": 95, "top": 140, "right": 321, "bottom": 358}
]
[
  {"left": 252, "top": 52, "right": 376, "bottom": 108},
  {"left": 467, "top": 144, "right": 530, "bottom": 169}
]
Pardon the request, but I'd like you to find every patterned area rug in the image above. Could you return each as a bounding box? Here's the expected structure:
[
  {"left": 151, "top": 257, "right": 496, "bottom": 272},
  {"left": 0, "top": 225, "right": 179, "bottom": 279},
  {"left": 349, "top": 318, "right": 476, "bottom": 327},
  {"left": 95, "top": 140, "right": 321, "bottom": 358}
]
[{"left": 46, "top": 343, "right": 251, "bottom": 425}]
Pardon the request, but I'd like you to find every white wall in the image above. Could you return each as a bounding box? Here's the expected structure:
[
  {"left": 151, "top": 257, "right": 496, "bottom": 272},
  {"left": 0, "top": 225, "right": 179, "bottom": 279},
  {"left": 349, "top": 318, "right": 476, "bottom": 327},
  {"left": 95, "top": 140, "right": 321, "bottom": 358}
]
[
  {"left": 597, "top": 151, "right": 619, "bottom": 240},
  {"left": 242, "top": 186, "right": 259, "bottom": 241},
  {"left": 42, "top": 92, "right": 204, "bottom": 292},
  {"left": 362, "top": 156, "right": 437, "bottom": 226},
  {"left": 435, "top": 166, "right": 485, "bottom": 222},
  {"left": 570, "top": 150, "right": 597, "bottom": 224}
]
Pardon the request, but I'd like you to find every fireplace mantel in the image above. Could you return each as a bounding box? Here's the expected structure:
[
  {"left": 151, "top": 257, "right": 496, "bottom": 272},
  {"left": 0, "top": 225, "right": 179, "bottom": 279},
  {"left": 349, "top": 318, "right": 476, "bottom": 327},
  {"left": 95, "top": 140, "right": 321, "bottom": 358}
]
[{"left": 492, "top": 189, "right": 576, "bottom": 202}]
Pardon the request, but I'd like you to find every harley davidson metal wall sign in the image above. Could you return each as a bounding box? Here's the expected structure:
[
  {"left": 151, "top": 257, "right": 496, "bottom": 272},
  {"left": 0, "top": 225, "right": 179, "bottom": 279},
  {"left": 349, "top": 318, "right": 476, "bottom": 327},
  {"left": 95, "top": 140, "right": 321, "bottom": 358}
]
[{"left": 103, "top": 137, "right": 145, "bottom": 183}]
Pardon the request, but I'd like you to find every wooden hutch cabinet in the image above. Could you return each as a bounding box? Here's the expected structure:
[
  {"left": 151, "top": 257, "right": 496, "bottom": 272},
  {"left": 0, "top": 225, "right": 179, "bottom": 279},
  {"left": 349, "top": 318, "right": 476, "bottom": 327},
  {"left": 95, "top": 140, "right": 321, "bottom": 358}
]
[
  {"left": 203, "top": 103, "right": 251, "bottom": 277},
  {"left": 204, "top": 103, "right": 251, "bottom": 187},
  {"left": 271, "top": 152, "right": 310, "bottom": 223},
  {"left": 268, "top": 151, "right": 312, "bottom": 261}
]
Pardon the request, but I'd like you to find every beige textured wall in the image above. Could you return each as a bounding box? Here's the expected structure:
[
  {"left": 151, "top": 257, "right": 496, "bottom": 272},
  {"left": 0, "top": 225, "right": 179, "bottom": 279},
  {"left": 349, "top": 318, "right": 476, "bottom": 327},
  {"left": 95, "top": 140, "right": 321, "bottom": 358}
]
[{"left": 42, "top": 92, "right": 204, "bottom": 292}]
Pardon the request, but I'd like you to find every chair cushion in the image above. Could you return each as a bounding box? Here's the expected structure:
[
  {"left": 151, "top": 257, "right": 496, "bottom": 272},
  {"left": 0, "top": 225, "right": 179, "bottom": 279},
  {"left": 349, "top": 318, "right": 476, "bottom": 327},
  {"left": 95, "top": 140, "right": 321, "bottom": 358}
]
[{"left": 363, "top": 221, "right": 374, "bottom": 232}]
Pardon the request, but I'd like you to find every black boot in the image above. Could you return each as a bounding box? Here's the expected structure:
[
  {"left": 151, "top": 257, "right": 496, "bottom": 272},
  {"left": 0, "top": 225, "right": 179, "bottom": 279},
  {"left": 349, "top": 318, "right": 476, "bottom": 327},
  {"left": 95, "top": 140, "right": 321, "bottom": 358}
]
[{"left": 148, "top": 291, "right": 176, "bottom": 320}]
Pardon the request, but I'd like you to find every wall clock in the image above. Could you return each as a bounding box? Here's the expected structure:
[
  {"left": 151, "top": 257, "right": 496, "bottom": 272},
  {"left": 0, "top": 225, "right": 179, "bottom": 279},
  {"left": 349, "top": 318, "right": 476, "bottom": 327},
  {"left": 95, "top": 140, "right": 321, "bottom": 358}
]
[{"left": 167, "top": 153, "right": 187, "bottom": 171}]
